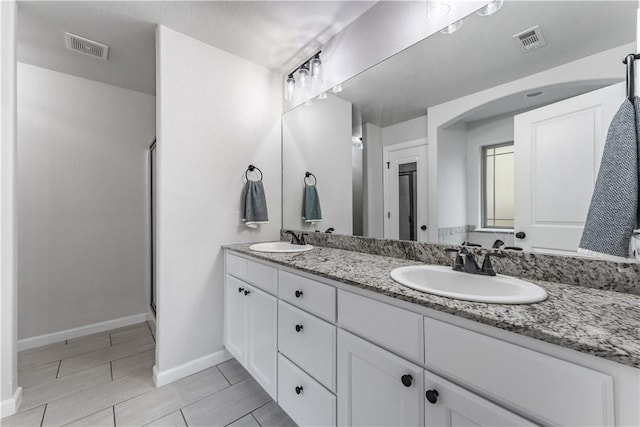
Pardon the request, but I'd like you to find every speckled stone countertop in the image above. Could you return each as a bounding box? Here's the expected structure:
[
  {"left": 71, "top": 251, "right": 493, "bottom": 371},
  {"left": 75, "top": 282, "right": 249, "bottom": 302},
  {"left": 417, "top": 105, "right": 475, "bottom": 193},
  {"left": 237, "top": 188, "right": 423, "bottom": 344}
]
[{"left": 225, "top": 243, "right": 640, "bottom": 369}]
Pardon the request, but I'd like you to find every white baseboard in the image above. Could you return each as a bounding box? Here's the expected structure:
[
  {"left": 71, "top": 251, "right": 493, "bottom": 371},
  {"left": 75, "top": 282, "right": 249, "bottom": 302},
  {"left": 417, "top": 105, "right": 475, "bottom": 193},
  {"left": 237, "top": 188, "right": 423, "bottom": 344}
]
[
  {"left": 153, "top": 349, "right": 232, "bottom": 388},
  {"left": 146, "top": 308, "right": 156, "bottom": 326},
  {"left": 0, "top": 387, "right": 22, "bottom": 418},
  {"left": 17, "top": 313, "right": 148, "bottom": 351}
]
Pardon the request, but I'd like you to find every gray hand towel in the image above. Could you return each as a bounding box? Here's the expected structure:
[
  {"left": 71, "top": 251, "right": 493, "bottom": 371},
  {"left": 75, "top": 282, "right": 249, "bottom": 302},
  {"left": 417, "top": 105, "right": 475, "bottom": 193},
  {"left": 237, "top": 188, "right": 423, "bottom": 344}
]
[
  {"left": 241, "top": 181, "right": 268, "bottom": 229},
  {"left": 302, "top": 184, "right": 322, "bottom": 223},
  {"left": 579, "top": 97, "right": 639, "bottom": 260}
]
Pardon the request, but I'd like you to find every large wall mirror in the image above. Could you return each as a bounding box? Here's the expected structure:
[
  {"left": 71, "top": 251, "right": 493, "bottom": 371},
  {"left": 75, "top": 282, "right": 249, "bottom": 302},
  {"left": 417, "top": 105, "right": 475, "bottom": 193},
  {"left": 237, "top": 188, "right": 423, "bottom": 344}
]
[{"left": 282, "top": 1, "right": 636, "bottom": 257}]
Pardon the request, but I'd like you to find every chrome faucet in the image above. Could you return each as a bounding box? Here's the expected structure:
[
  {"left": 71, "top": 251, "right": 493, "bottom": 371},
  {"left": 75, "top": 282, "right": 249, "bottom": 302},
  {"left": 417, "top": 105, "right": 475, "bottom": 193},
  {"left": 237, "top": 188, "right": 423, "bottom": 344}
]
[{"left": 445, "top": 246, "right": 505, "bottom": 276}]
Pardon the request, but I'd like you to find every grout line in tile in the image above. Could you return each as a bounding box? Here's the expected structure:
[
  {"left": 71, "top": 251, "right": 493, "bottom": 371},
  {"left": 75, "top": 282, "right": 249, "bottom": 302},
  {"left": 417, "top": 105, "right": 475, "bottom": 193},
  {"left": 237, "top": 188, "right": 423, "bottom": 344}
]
[
  {"left": 216, "top": 365, "right": 232, "bottom": 386},
  {"left": 110, "top": 361, "right": 114, "bottom": 381},
  {"left": 180, "top": 409, "right": 188, "bottom": 427},
  {"left": 172, "top": 379, "right": 236, "bottom": 415},
  {"left": 112, "top": 406, "right": 116, "bottom": 427},
  {"left": 65, "top": 340, "right": 68, "bottom": 345},
  {"left": 55, "top": 360, "right": 62, "bottom": 379},
  {"left": 57, "top": 347, "right": 155, "bottom": 380},
  {"left": 250, "top": 413, "right": 261, "bottom": 427},
  {"left": 109, "top": 334, "right": 112, "bottom": 347},
  {"left": 40, "top": 403, "right": 47, "bottom": 427}
]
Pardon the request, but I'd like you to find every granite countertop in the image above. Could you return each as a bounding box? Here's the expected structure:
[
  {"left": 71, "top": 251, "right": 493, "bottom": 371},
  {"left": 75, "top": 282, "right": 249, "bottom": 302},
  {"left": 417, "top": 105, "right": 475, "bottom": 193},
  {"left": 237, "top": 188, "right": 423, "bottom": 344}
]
[{"left": 225, "top": 243, "right": 640, "bottom": 369}]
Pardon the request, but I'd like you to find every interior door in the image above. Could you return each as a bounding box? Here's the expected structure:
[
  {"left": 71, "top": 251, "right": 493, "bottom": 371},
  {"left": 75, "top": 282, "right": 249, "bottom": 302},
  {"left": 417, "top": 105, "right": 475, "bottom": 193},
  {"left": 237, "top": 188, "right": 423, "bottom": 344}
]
[
  {"left": 384, "top": 142, "right": 428, "bottom": 242},
  {"left": 513, "top": 82, "right": 624, "bottom": 254}
]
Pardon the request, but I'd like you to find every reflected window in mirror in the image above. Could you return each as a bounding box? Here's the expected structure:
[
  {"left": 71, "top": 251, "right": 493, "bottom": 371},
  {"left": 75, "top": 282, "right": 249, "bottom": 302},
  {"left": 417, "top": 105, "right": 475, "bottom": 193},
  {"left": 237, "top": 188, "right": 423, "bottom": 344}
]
[{"left": 482, "top": 142, "right": 514, "bottom": 229}]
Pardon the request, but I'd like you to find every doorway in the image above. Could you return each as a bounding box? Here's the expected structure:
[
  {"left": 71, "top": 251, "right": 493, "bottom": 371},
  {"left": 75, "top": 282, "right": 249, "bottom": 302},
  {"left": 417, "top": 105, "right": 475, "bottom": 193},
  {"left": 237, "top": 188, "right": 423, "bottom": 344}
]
[{"left": 383, "top": 140, "right": 428, "bottom": 241}]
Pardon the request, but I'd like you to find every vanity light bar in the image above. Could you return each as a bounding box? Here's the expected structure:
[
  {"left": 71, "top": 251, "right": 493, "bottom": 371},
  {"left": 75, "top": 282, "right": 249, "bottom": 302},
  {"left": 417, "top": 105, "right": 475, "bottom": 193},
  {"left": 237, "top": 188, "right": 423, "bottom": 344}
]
[{"left": 284, "top": 51, "right": 322, "bottom": 101}]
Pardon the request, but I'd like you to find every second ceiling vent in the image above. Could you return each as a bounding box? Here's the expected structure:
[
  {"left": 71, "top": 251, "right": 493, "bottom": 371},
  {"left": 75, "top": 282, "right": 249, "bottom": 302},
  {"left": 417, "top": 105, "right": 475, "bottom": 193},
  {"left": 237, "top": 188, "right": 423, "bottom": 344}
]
[
  {"left": 513, "top": 26, "right": 547, "bottom": 53},
  {"left": 64, "top": 32, "right": 109, "bottom": 60}
]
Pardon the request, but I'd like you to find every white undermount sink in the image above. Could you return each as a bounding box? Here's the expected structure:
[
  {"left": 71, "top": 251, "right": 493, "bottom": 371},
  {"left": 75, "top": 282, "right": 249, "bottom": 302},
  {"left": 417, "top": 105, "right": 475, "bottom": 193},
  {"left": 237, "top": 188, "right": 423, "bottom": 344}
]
[
  {"left": 249, "top": 241, "right": 314, "bottom": 253},
  {"left": 389, "top": 265, "right": 547, "bottom": 304}
]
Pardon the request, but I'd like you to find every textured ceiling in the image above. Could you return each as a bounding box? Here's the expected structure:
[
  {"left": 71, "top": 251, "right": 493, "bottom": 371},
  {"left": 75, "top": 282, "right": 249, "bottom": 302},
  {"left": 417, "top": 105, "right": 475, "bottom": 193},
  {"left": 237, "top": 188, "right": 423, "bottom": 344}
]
[{"left": 17, "top": 1, "right": 376, "bottom": 95}]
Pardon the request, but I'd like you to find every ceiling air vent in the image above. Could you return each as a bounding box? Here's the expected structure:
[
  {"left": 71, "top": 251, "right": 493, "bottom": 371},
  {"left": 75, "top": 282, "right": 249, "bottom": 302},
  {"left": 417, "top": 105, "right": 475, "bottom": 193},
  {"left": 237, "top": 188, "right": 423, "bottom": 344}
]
[
  {"left": 64, "top": 33, "right": 109, "bottom": 60},
  {"left": 513, "top": 26, "right": 547, "bottom": 53}
]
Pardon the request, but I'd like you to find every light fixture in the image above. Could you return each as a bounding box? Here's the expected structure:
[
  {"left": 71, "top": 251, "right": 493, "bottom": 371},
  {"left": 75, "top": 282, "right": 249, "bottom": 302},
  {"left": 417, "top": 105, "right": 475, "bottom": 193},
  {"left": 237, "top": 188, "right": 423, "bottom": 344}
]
[
  {"left": 285, "top": 74, "right": 295, "bottom": 101},
  {"left": 284, "top": 51, "right": 322, "bottom": 101},
  {"left": 331, "top": 84, "right": 343, "bottom": 93},
  {"left": 440, "top": 19, "right": 463, "bottom": 34},
  {"left": 298, "top": 64, "right": 309, "bottom": 89},
  {"left": 476, "top": 0, "right": 503, "bottom": 17},
  {"left": 352, "top": 137, "right": 363, "bottom": 150},
  {"left": 427, "top": 0, "right": 450, "bottom": 19},
  {"left": 317, "top": 92, "right": 327, "bottom": 100},
  {"left": 310, "top": 53, "right": 322, "bottom": 81}
]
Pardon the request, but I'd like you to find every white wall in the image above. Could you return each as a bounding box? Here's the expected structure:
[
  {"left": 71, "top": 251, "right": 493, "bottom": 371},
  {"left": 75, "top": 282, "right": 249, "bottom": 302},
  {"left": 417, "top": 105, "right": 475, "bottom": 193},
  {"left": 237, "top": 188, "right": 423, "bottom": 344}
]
[
  {"left": 16, "top": 63, "right": 155, "bottom": 341},
  {"left": 363, "top": 122, "right": 383, "bottom": 238},
  {"left": 282, "top": 95, "right": 352, "bottom": 234},
  {"left": 155, "top": 25, "right": 282, "bottom": 386},
  {"left": 426, "top": 43, "right": 632, "bottom": 243},
  {"left": 437, "top": 122, "right": 467, "bottom": 230},
  {"left": 0, "top": 0, "right": 20, "bottom": 417},
  {"left": 382, "top": 115, "right": 428, "bottom": 147}
]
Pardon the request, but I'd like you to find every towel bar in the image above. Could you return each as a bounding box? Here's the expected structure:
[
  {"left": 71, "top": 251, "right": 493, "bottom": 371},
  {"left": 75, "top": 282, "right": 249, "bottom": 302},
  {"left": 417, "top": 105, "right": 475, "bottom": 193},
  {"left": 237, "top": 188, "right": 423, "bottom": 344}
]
[{"left": 245, "top": 164, "right": 263, "bottom": 182}]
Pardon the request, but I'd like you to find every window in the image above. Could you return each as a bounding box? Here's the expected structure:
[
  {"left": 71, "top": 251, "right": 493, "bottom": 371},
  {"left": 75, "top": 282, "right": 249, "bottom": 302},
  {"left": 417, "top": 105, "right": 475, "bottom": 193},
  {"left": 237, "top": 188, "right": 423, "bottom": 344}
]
[{"left": 482, "top": 142, "right": 514, "bottom": 229}]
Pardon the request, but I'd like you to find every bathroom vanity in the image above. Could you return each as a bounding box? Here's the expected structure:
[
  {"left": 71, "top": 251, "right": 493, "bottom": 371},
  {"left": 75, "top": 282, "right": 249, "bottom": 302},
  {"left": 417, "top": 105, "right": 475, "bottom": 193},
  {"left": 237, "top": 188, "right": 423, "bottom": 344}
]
[{"left": 223, "top": 244, "right": 640, "bottom": 427}]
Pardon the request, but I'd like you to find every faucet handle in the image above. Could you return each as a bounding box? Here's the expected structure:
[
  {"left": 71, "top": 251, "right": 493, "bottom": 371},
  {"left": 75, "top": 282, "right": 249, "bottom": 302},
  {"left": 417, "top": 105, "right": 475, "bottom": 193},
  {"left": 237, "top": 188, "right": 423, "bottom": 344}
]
[
  {"left": 299, "top": 233, "right": 308, "bottom": 245},
  {"left": 445, "top": 248, "right": 464, "bottom": 271},
  {"left": 481, "top": 252, "right": 506, "bottom": 276}
]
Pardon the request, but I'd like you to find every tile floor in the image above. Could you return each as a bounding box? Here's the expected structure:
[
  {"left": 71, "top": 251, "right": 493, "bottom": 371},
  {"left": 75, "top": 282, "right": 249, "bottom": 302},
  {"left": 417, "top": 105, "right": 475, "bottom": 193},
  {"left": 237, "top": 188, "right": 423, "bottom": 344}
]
[{"left": 1, "top": 322, "right": 296, "bottom": 427}]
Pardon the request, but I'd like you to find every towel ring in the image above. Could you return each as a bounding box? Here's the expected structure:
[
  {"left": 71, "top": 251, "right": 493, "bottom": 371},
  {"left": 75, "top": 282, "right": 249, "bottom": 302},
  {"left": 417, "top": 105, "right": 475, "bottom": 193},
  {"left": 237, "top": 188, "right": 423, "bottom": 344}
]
[
  {"left": 304, "top": 172, "right": 317, "bottom": 186},
  {"left": 245, "top": 164, "right": 263, "bottom": 182}
]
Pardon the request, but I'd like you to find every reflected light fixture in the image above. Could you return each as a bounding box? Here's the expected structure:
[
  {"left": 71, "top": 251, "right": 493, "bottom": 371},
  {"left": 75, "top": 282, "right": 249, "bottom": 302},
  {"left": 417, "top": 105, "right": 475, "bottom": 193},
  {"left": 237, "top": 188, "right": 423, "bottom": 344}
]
[
  {"left": 440, "top": 19, "right": 463, "bottom": 34},
  {"left": 317, "top": 92, "right": 327, "bottom": 100},
  {"left": 331, "top": 84, "right": 343, "bottom": 93},
  {"left": 285, "top": 74, "right": 295, "bottom": 101},
  {"left": 427, "top": 0, "right": 450, "bottom": 19},
  {"left": 476, "top": 0, "right": 504, "bottom": 17}
]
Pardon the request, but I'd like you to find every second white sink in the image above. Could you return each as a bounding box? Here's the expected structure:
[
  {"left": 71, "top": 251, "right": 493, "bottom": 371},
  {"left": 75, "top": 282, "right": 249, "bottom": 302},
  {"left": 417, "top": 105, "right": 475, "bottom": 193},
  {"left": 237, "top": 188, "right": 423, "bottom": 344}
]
[
  {"left": 249, "top": 242, "right": 314, "bottom": 253},
  {"left": 390, "top": 265, "right": 547, "bottom": 304}
]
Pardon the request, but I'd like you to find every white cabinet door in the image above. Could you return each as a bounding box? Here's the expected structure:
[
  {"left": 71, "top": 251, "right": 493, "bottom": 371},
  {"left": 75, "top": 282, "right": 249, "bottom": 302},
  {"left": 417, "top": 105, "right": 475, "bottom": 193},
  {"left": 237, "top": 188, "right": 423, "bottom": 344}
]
[
  {"left": 513, "top": 83, "right": 624, "bottom": 254},
  {"left": 224, "top": 276, "right": 248, "bottom": 362},
  {"left": 337, "top": 330, "right": 423, "bottom": 427},
  {"left": 424, "top": 372, "right": 536, "bottom": 427},
  {"left": 246, "top": 285, "right": 278, "bottom": 400}
]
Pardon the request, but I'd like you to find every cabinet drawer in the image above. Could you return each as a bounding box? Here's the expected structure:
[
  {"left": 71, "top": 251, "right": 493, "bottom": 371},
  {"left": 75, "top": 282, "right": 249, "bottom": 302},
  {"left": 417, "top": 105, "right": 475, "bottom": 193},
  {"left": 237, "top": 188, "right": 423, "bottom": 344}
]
[
  {"left": 424, "top": 317, "right": 614, "bottom": 426},
  {"left": 247, "top": 261, "right": 277, "bottom": 295},
  {"left": 278, "top": 354, "right": 336, "bottom": 427},
  {"left": 338, "top": 290, "right": 423, "bottom": 363},
  {"left": 279, "top": 271, "right": 336, "bottom": 322},
  {"left": 226, "top": 253, "right": 247, "bottom": 280},
  {"left": 278, "top": 301, "right": 336, "bottom": 391}
]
